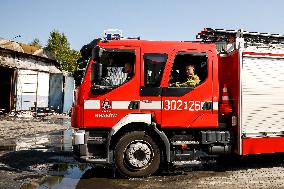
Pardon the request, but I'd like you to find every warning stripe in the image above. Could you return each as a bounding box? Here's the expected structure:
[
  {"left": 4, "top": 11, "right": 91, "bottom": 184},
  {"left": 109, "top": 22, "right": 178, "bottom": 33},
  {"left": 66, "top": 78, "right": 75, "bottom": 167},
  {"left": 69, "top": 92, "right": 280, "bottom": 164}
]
[
  {"left": 222, "top": 96, "right": 229, "bottom": 101},
  {"left": 84, "top": 100, "right": 100, "bottom": 109},
  {"left": 140, "top": 101, "right": 161, "bottom": 109},
  {"left": 213, "top": 102, "right": 218, "bottom": 110},
  {"left": 112, "top": 101, "right": 131, "bottom": 109},
  {"left": 84, "top": 100, "right": 219, "bottom": 110}
]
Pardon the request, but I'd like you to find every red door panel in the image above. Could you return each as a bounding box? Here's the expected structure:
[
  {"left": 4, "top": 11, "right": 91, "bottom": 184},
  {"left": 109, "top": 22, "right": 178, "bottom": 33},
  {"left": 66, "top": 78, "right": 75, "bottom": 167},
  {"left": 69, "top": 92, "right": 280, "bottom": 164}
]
[
  {"left": 83, "top": 47, "right": 140, "bottom": 128},
  {"left": 161, "top": 50, "right": 218, "bottom": 128}
]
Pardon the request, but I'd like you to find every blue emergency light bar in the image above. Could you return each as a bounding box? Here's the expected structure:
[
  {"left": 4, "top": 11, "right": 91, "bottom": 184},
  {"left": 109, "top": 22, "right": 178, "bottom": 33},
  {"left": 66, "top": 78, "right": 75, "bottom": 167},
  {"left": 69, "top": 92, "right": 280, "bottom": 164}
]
[{"left": 104, "top": 29, "right": 122, "bottom": 40}]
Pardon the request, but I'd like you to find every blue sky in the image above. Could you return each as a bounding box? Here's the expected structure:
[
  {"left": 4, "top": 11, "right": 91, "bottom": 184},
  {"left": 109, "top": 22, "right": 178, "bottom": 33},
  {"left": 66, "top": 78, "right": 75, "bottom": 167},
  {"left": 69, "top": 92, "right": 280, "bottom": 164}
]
[{"left": 1, "top": 0, "right": 284, "bottom": 50}]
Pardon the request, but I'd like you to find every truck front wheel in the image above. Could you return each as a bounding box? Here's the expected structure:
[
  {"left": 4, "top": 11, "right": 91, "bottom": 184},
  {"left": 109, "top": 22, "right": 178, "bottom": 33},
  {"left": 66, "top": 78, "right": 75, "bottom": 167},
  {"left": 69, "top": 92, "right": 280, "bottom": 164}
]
[{"left": 115, "top": 131, "right": 160, "bottom": 177}]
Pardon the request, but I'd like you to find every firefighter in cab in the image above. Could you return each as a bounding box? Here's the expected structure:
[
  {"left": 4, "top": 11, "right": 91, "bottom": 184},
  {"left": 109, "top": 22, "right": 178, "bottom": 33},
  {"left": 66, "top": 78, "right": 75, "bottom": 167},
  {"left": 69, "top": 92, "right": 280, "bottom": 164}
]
[{"left": 175, "top": 64, "right": 200, "bottom": 87}]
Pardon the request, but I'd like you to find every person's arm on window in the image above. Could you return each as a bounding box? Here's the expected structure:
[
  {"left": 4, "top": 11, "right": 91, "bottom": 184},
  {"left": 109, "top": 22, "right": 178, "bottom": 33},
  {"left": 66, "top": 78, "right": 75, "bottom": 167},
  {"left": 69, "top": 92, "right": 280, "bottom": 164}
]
[{"left": 177, "top": 75, "right": 200, "bottom": 87}]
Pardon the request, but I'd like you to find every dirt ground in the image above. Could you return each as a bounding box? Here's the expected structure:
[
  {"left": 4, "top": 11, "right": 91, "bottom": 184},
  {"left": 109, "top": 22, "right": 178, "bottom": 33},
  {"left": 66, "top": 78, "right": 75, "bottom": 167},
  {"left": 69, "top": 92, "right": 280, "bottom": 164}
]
[
  {"left": 0, "top": 115, "right": 68, "bottom": 143},
  {"left": 0, "top": 115, "right": 72, "bottom": 189},
  {"left": 1, "top": 116, "right": 284, "bottom": 188}
]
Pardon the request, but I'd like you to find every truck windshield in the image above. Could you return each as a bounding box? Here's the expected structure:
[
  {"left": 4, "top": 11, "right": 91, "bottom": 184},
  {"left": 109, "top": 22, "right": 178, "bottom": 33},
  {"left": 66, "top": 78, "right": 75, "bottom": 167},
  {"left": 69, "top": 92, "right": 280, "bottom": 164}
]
[{"left": 96, "top": 49, "right": 135, "bottom": 88}]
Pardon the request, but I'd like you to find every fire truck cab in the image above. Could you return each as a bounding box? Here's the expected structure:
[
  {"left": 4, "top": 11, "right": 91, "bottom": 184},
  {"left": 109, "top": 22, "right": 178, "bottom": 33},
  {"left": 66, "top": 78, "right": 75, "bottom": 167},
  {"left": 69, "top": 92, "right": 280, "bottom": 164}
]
[{"left": 72, "top": 28, "right": 284, "bottom": 177}]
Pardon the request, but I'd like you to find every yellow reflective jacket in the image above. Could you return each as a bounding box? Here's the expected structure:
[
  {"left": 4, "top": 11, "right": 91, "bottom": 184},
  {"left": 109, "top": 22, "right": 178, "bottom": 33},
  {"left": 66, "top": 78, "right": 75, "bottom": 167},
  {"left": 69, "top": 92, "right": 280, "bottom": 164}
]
[{"left": 178, "top": 74, "right": 200, "bottom": 87}]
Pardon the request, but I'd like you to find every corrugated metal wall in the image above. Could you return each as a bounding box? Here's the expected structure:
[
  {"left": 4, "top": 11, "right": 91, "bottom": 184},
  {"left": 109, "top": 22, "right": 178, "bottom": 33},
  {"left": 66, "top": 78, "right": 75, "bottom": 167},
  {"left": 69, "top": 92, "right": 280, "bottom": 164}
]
[
  {"left": 49, "top": 73, "right": 63, "bottom": 112},
  {"left": 63, "top": 75, "right": 74, "bottom": 113},
  {"left": 37, "top": 72, "right": 49, "bottom": 107},
  {"left": 16, "top": 70, "right": 49, "bottom": 110}
]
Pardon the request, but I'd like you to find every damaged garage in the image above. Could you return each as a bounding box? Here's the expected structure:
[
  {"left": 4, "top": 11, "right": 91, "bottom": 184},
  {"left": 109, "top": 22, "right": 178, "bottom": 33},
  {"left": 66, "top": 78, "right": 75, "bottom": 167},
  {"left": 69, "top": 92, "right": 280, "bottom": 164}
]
[{"left": 0, "top": 42, "right": 74, "bottom": 114}]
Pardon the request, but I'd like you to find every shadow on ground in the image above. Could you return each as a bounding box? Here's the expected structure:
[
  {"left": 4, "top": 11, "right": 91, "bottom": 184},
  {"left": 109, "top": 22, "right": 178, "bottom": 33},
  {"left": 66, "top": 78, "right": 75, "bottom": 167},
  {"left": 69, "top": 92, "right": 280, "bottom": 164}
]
[
  {"left": 0, "top": 150, "right": 74, "bottom": 171},
  {"left": 2, "top": 150, "right": 284, "bottom": 175}
]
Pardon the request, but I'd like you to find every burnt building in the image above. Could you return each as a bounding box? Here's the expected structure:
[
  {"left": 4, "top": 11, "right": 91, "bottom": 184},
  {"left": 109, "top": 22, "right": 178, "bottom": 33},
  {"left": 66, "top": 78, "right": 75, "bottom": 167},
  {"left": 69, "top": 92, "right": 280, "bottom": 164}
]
[{"left": 0, "top": 39, "right": 74, "bottom": 113}]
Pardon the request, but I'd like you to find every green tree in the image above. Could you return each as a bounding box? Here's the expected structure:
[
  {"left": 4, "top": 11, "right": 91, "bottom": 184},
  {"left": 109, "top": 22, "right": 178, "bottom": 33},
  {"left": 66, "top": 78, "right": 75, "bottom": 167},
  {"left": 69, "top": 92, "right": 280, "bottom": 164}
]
[
  {"left": 45, "top": 30, "right": 81, "bottom": 73},
  {"left": 29, "top": 38, "right": 42, "bottom": 48}
]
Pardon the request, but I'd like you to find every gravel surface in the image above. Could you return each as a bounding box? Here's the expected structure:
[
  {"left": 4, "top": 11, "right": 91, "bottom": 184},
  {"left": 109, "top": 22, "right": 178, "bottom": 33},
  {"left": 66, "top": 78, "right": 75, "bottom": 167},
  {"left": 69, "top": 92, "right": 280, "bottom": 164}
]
[
  {"left": 1, "top": 116, "right": 284, "bottom": 189},
  {"left": 73, "top": 159, "right": 284, "bottom": 189},
  {"left": 0, "top": 116, "right": 68, "bottom": 142},
  {"left": 0, "top": 115, "right": 71, "bottom": 189}
]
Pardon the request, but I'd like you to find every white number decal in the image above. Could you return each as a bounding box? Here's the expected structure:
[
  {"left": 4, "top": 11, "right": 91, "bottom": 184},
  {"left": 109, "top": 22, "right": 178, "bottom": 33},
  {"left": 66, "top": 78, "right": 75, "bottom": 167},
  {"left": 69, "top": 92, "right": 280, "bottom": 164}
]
[
  {"left": 194, "top": 101, "right": 201, "bottom": 111},
  {"left": 188, "top": 101, "right": 194, "bottom": 111},
  {"left": 184, "top": 101, "right": 188, "bottom": 110},
  {"left": 163, "top": 100, "right": 202, "bottom": 111},
  {"left": 170, "top": 100, "right": 176, "bottom": 110},
  {"left": 164, "top": 100, "right": 170, "bottom": 110},
  {"left": 177, "top": 100, "right": 183, "bottom": 111}
]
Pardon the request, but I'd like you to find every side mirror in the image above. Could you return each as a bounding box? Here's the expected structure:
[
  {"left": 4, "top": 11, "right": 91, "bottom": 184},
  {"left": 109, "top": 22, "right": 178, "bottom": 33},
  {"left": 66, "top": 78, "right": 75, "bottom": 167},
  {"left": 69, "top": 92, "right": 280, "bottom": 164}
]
[
  {"left": 91, "top": 63, "right": 102, "bottom": 84},
  {"left": 92, "top": 46, "right": 100, "bottom": 61},
  {"left": 74, "top": 69, "right": 84, "bottom": 87},
  {"left": 78, "top": 60, "right": 88, "bottom": 69}
]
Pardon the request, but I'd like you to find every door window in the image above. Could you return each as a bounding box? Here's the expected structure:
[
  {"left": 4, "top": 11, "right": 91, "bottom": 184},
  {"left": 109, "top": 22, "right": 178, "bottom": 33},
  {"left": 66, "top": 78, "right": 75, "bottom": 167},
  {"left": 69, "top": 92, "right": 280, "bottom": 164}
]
[
  {"left": 169, "top": 52, "right": 208, "bottom": 88},
  {"left": 144, "top": 53, "right": 167, "bottom": 87},
  {"left": 98, "top": 49, "right": 135, "bottom": 87}
]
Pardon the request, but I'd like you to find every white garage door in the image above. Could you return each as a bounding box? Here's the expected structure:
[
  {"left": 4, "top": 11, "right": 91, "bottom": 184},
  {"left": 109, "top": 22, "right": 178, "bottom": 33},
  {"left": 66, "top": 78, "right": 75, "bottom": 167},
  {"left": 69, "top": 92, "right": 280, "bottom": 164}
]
[{"left": 16, "top": 70, "right": 49, "bottom": 110}]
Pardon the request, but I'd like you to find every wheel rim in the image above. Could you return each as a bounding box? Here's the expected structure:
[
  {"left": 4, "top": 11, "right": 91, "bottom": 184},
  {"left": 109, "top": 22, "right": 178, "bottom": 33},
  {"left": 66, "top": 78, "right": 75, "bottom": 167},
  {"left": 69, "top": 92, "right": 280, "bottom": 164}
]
[{"left": 125, "top": 140, "right": 153, "bottom": 169}]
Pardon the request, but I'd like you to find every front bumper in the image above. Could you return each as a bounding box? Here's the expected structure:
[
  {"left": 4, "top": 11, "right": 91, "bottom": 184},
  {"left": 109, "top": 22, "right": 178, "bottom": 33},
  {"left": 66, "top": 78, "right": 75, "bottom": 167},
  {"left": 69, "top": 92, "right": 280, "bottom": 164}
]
[{"left": 72, "top": 129, "right": 113, "bottom": 164}]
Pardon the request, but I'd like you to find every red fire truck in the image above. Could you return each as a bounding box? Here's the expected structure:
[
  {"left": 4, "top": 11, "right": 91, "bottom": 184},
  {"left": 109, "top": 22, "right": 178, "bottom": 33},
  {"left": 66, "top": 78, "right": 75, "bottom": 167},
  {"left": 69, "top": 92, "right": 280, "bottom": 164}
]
[{"left": 72, "top": 28, "right": 284, "bottom": 177}]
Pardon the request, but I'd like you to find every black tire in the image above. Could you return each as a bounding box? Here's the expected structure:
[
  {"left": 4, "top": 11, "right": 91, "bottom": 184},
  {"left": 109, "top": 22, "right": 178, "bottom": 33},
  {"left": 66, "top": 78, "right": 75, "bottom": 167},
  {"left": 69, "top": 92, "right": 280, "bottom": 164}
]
[{"left": 115, "top": 131, "right": 160, "bottom": 177}]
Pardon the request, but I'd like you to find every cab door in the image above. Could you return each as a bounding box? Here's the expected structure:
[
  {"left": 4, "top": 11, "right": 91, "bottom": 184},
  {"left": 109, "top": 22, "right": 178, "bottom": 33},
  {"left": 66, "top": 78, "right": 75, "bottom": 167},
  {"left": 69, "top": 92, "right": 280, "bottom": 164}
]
[
  {"left": 83, "top": 47, "right": 140, "bottom": 128},
  {"left": 140, "top": 47, "right": 169, "bottom": 125},
  {"left": 161, "top": 50, "right": 218, "bottom": 128}
]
